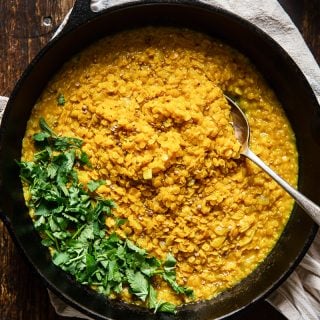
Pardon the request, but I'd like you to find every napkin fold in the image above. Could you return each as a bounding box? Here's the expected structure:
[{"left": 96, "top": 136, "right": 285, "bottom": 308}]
[
  {"left": 1, "top": 1, "right": 320, "bottom": 319},
  {"left": 0, "top": 96, "right": 8, "bottom": 117}
]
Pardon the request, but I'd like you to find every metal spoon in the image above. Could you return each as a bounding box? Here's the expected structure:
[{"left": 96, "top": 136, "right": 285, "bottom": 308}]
[{"left": 225, "top": 95, "right": 320, "bottom": 225}]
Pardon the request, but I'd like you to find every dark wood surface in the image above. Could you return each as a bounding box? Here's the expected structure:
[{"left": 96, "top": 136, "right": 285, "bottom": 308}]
[{"left": 0, "top": 1, "right": 319, "bottom": 319}]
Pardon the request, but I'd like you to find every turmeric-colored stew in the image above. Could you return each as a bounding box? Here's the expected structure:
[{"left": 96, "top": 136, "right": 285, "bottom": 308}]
[{"left": 20, "top": 27, "right": 297, "bottom": 312}]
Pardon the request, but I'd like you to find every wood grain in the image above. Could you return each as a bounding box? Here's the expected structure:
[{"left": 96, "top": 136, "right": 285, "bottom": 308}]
[
  {"left": 0, "top": 1, "right": 319, "bottom": 319},
  {"left": 0, "top": 0, "right": 75, "bottom": 96},
  {"left": 0, "top": 2, "right": 74, "bottom": 319}
]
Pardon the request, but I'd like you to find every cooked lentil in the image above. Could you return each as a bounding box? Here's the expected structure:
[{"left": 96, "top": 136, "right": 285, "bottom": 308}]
[{"left": 22, "top": 27, "right": 297, "bottom": 306}]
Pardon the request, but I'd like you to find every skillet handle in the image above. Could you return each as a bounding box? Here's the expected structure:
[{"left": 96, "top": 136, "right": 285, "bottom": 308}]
[
  {"left": 58, "top": 0, "right": 151, "bottom": 36},
  {"left": 0, "top": 209, "right": 12, "bottom": 231},
  {"left": 57, "top": 0, "right": 204, "bottom": 36},
  {"left": 56, "top": 0, "right": 96, "bottom": 36}
]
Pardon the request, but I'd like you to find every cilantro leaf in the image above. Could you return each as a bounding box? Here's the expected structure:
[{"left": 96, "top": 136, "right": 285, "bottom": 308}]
[
  {"left": 126, "top": 270, "right": 149, "bottom": 302},
  {"left": 126, "top": 239, "right": 146, "bottom": 256},
  {"left": 39, "top": 117, "right": 56, "bottom": 137},
  {"left": 54, "top": 136, "right": 83, "bottom": 151},
  {"left": 115, "top": 218, "right": 127, "bottom": 227},
  {"left": 77, "top": 223, "right": 94, "bottom": 243},
  {"left": 57, "top": 94, "right": 66, "bottom": 106},
  {"left": 148, "top": 285, "right": 177, "bottom": 314},
  {"left": 164, "top": 253, "right": 176, "bottom": 271},
  {"left": 79, "top": 151, "right": 91, "bottom": 166},
  {"left": 33, "top": 131, "right": 51, "bottom": 142},
  {"left": 87, "top": 179, "right": 105, "bottom": 192},
  {"left": 157, "top": 302, "right": 177, "bottom": 314},
  {"left": 53, "top": 252, "right": 69, "bottom": 265},
  {"left": 86, "top": 253, "right": 96, "bottom": 276}
]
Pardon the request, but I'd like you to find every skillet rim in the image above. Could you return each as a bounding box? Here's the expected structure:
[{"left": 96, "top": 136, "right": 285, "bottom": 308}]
[{"left": 0, "top": 1, "right": 319, "bottom": 319}]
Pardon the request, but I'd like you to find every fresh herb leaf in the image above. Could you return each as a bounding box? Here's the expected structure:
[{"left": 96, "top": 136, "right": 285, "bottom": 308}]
[
  {"left": 87, "top": 180, "right": 105, "bottom": 192},
  {"left": 53, "top": 251, "right": 69, "bottom": 265},
  {"left": 115, "top": 218, "right": 127, "bottom": 227},
  {"left": 39, "top": 117, "right": 57, "bottom": 136},
  {"left": 164, "top": 253, "right": 176, "bottom": 271},
  {"left": 33, "top": 131, "right": 51, "bottom": 142},
  {"left": 57, "top": 94, "right": 66, "bottom": 106},
  {"left": 148, "top": 285, "right": 177, "bottom": 314},
  {"left": 126, "top": 239, "right": 146, "bottom": 256},
  {"left": 148, "top": 284, "right": 159, "bottom": 311},
  {"left": 54, "top": 136, "right": 83, "bottom": 151},
  {"left": 34, "top": 118, "right": 83, "bottom": 152},
  {"left": 86, "top": 253, "right": 96, "bottom": 276},
  {"left": 41, "top": 238, "right": 54, "bottom": 247},
  {"left": 77, "top": 223, "right": 94, "bottom": 243},
  {"left": 79, "top": 151, "right": 91, "bottom": 166},
  {"left": 126, "top": 270, "right": 149, "bottom": 302},
  {"left": 161, "top": 253, "right": 194, "bottom": 298},
  {"left": 157, "top": 302, "right": 177, "bottom": 314}
]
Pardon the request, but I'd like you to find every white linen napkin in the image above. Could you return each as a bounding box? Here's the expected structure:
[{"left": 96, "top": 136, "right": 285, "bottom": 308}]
[{"left": 1, "top": 1, "right": 320, "bottom": 319}]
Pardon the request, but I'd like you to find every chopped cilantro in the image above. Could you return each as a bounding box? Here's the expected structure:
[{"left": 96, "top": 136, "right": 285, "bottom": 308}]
[
  {"left": 18, "top": 118, "right": 193, "bottom": 313},
  {"left": 87, "top": 179, "right": 105, "bottom": 192},
  {"left": 57, "top": 94, "right": 66, "bottom": 106}
]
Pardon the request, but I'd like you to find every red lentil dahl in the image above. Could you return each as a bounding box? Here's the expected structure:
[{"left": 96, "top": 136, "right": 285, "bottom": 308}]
[{"left": 22, "top": 27, "right": 297, "bottom": 305}]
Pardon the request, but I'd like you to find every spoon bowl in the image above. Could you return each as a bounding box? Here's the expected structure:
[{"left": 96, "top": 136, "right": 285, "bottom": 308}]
[{"left": 226, "top": 95, "right": 320, "bottom": 225}]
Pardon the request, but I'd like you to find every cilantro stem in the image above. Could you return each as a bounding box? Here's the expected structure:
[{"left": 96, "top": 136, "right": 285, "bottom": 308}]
[
  {"left": 71, "top": 224, "right": 86, "bottom": 239},
  {"left": 44, "top": 230, "right": 60, "bottom": 251},
  {"left": 68, "top": 253, "right": 86, "bottom": 263}
]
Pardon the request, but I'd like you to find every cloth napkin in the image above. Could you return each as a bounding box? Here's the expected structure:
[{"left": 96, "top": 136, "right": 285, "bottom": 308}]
[{"left": 1, "top": 1, "right": 320, "bottom": 319}]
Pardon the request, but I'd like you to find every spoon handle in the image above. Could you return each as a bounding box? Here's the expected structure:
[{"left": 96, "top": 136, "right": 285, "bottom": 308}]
[{"left": 244, "top": 148, "right": 320, "bottom": 225}]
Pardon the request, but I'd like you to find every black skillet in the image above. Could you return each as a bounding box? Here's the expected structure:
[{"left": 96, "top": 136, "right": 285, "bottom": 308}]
[{"left": 0, "top": 0, "right": 319, "bottom": 319}]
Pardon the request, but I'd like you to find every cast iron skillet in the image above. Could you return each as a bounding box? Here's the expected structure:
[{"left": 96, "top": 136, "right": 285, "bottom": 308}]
[{"left": 1, "top": 0, "right": 320, "bottom": 319}]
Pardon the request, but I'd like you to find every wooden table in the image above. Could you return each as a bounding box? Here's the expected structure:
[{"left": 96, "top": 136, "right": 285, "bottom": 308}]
[{"left": 0, "top": 1, "right": 319, "bottom": 319}]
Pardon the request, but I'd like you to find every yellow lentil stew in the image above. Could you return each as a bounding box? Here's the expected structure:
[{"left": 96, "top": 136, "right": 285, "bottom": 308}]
[{"left": 21, "top": 27, "right": 297, "bottom": 307}]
